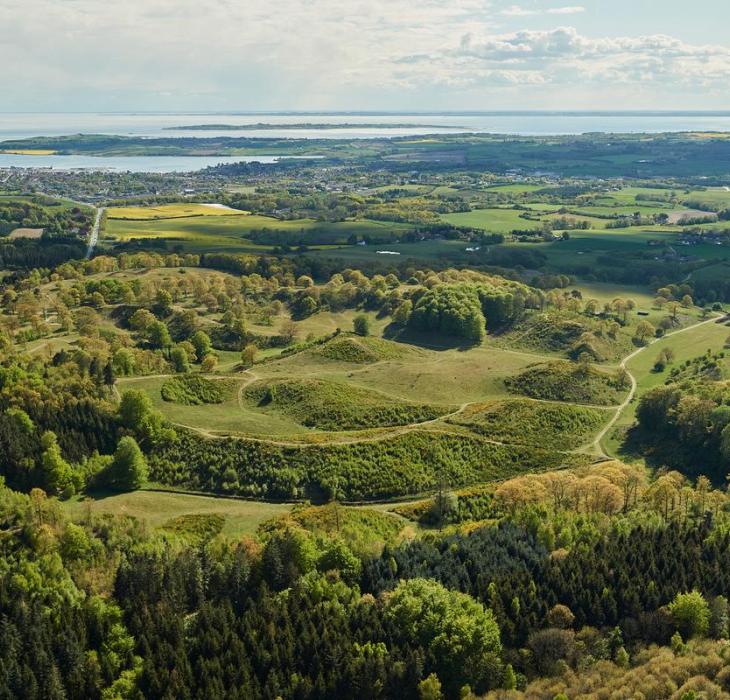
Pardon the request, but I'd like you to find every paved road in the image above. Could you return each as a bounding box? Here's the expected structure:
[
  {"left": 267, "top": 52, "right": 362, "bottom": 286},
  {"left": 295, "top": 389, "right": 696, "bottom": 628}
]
[{"left": 86, "top": 206, "right": 104, "bottom": 258}]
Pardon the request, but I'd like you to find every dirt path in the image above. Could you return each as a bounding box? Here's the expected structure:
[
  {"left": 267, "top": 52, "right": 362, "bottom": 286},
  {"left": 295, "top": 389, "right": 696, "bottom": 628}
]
[{"left": 588, "top": 315, "right": 721, "bottom": 457}]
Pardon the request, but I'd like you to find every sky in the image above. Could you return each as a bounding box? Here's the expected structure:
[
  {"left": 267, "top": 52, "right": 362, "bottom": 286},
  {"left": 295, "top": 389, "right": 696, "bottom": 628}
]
[{"left": 2, "top": 0, "right": 730, "bottom": 112}]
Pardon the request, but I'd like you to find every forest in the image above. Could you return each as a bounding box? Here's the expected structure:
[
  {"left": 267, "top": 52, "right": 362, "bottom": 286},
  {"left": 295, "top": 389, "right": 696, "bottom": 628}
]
[{"left": 3, "top": 137, "right": 730, "bottom": 700}]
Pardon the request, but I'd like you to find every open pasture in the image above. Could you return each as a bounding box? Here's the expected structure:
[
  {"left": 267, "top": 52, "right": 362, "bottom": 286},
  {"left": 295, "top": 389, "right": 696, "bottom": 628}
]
[{"left": 63, "top": 489, "right": 292, "bottom": 537}]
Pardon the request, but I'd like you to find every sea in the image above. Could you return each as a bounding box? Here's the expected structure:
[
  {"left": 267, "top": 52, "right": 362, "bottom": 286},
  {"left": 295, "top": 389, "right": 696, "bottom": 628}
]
[{"left": 2, "top": 111, "right": 730, "bottom": 173}]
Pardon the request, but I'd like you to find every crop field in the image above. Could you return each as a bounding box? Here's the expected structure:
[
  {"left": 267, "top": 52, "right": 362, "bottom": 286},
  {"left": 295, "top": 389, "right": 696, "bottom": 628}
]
[{"left": 105, "top": 203, "right": 249, "bottom": 219}]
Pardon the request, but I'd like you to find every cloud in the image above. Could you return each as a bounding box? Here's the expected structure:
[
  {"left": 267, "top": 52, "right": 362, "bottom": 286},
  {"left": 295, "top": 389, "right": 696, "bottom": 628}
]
[
  {"left": 0, "top": 0, "right": 727, "bottom": 109},
  {"left": 501, "top": 5, "right": 585, "bottom": 16},
  {"left": 547, "top": 6, "right": 585, "bottom": 14}
]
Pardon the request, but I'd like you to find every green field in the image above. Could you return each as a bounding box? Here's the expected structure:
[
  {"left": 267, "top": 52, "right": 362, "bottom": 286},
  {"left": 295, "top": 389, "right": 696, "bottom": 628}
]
[
  {"left": 63, "top": 489, "right": 292, "bottom": 536},
  {"left": 442, "top": 207, "right": 538, "bottom": 232},
  {"left": 104, "top": 208, "right": 411, "bottom": 252},
  {"left": 604, "top": 319, "right": 730, "bottom": 455}
]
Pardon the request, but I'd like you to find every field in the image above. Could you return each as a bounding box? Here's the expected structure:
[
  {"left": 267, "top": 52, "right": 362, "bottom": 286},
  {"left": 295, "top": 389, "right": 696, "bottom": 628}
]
[
  {"left": 63, "top": 489, "right": 292, "bottom": 537},
  {"left": 105, "top": 203, "right": 249, "bottom": 219},
  {"left": 442, "top": 207, "right": 539, "bottom": 232},
  {"left": 104, "top": 207, "right": 411, "bottom": 252},
  {"left": 603, "top": 318, "right": 730, "bottom": 456}
]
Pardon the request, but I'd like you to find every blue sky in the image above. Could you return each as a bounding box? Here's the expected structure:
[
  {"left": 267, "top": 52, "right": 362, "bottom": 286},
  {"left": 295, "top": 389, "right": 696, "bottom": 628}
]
[{"left": 2, "top": 0, "right": 729, "bottom": 111}]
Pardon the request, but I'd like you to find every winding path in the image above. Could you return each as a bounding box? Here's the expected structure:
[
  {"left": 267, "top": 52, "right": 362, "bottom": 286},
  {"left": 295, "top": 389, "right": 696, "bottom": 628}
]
[{"left": 589, "top": 315, "right": 721, "bottom": 456}]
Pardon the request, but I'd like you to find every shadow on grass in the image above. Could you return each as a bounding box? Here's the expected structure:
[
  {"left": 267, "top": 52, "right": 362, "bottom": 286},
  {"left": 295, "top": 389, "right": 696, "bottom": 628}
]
[{"left": 382, "top": 323, "right": 479, "bottom": 352}]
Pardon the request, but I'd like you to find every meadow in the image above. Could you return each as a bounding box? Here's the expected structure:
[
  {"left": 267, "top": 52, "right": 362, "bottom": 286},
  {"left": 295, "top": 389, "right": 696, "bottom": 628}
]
[{"left": 104, "top": 206, "right": 411, "bottom": 252}]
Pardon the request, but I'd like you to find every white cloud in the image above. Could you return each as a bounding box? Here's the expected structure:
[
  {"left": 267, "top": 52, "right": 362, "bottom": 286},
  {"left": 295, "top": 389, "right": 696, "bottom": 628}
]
[
  {"left": 0, "top": 0, "right": 727, "bottom": 110},
  {"left": 501, "top": 5, "right": 585, "bottom": 17},
  {"left": 547, "top": 6, "right": 585, "bottom": 14}
]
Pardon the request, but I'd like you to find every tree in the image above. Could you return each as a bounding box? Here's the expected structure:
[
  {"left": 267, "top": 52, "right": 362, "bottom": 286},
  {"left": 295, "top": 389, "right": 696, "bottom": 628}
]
[
  {"left": 385, "top": 578, "right": 502, "bottom": 693},
  {"left": 393, "top": 300, "right": 413, "bottom": 326},
  {"left": 106, "top": 436, "right": 148, "bottom": 491},
  {"left": 74, "top": 307, "right": 101, "bottom": 337},
  {"left": 635, "top": 320, "right": 656, "bottom": 344},
  {"left": 418, "top": 674, "right": 443, "bottom": 700},
  {"left": 170, "top": 346, "right": 190, "bottom": 373},
  {"left": 279, "top": 320, "right": 299, "bottom": 345},
  {"left": 191, "top": 330, "right": 212, "bottom": 361},
  {"left": 147, "top": 320, "right": 172, "bottom": 350},
  {"left": 40, "top": 430, "right": 75, "bottom": 497},
  {"left": 353, "top": 314, "right": 370, "bottom": 337},
  {"left": 241, "top": 343, "right": 258, "bottom": 368},
  {"left": 128, "top": 308, "right": 155, "bottom": 333},
  {"left": 201, "top": 353, "right": 218, "bottom": 373},
  {"left": 669, "top": 591, "right": 710, "bottom": 639},
  {"left": 118, "top": 389, "right": 171, "bottom": 446}
]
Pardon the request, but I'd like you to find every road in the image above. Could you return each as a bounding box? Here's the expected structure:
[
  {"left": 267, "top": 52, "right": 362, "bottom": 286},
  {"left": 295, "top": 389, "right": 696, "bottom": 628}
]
[
  {"left": 589, "top": 315, "right": 721, "bottom": 457},
  {"left": 86, "top": 206, "right": 104, "bottom": 258}
]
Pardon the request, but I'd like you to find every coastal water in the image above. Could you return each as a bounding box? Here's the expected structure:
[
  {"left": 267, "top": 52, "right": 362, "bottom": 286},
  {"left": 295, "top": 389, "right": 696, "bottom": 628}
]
[
  {"left": 3, "top": 111, "right": 730, "bottom": 141},
  {"left": 3, "top": 111, "right": 730, "bottom": 172},
  {"left": 0, "top": 153, "right": 312, "bottom": 173}
]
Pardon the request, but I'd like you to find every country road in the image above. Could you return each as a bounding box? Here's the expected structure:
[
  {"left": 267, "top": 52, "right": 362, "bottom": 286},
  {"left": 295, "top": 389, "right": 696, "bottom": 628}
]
[{"left": 86, "top": 206, "right": 104, "bottom": 258}]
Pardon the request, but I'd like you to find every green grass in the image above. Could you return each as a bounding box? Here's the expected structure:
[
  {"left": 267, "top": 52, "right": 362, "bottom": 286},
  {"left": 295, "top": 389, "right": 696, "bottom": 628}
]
[
  {"left": 505, "top": 361, "right": 628, "bottom": 406},
  {"left": 105, "top": 211, "right": 411, "bottom": 252},
  {"left": 262, "top": 340, "right": 541, "bottom": 406},
  {"left": 313, "top": 335, "right": 422, "bottom": 363},
  {"left": 119, "top": 375, "right": 310, "bottom": 436},
  {"left": 442, "top": 208, "right": 538, "bottom": 232},
  {"left": 62, "top": 489, "right": 292, "bottom": 537},
  {"left": 161, "top": 375, "right": 236, "bottom": 405},
  {"left": 450, "top": 399, "right": 607, "bottom": 450},
  {"left": 604, "top": 319, "right": 730, "bottom": 455},
  {"left": 243, "top": 377, "right": 452, "bottom": 430}
]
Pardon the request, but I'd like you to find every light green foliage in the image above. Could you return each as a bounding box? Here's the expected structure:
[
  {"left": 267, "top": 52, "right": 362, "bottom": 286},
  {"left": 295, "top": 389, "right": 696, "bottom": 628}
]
[
  {"left": 244, "top": 377, "right": 449, "bottom": 430},
  {"left": 169, "top": 346, "right": 190, "bottom": 373},
  {"left": 418, "top": 674, "right": 443, "bottom": 700},
  {"left": 118, "top": 389, "right": 173, "bottom": 446},
  {"left": 106, "top": 436, "right": 148, "bottom": 491},
  {"left": 40, "top": 430, "right": 76, "bottom": 497},
  {"left": 385, "top": 578, "right": 502, "bottom": 693},
  {"left": 669, "top": 591, "right": 711, "bottom": 639},
  {"left": 161, "top": 375, "right": 234, "bottom": 406},
  {"left": 147, "top": 320, "right": 171, "bottom": 349},
  {"left": 191, "top": 330, "right": 212, "bottom": 361}
]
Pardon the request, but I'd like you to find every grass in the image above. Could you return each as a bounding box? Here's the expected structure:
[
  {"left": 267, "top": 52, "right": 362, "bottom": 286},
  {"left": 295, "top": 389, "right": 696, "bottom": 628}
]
[
  {"left": 63, "top": 489, "right": 292, "bottom": 537},
  {"left": 260, "top": 340, "right": 540, "bottom": 406},
  {"left": 243, "top": 377, "right": 452, "bottom": 430},
  {"left": 442, "top": 208, "right": 538, "bottom": 233},
  {"left": 106, "top": 203, "right": 248, "bottom": 220},
  {"left": 105, "top": 207, "right": 412, "bottom": 253},
  {"left": 450, "top": 399, "right": 607, "bottom": 450},
  {"left": 505, "top": 361, "right": 628, "bottom": 406},
  {"left": 604, "top": 318, "right": 730, "bottom": 456},
  {"left": 119, "top": 374, "right": 310, "bottom": 436},
  {"left": 161, "top": 374, "right": 236, "bottom": 405}
]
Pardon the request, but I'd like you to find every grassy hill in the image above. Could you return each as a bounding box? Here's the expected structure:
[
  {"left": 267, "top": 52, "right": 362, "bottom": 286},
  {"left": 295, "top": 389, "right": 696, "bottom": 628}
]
[{"left": 243, "top": 377, "right": 452, "bottom": 430}]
